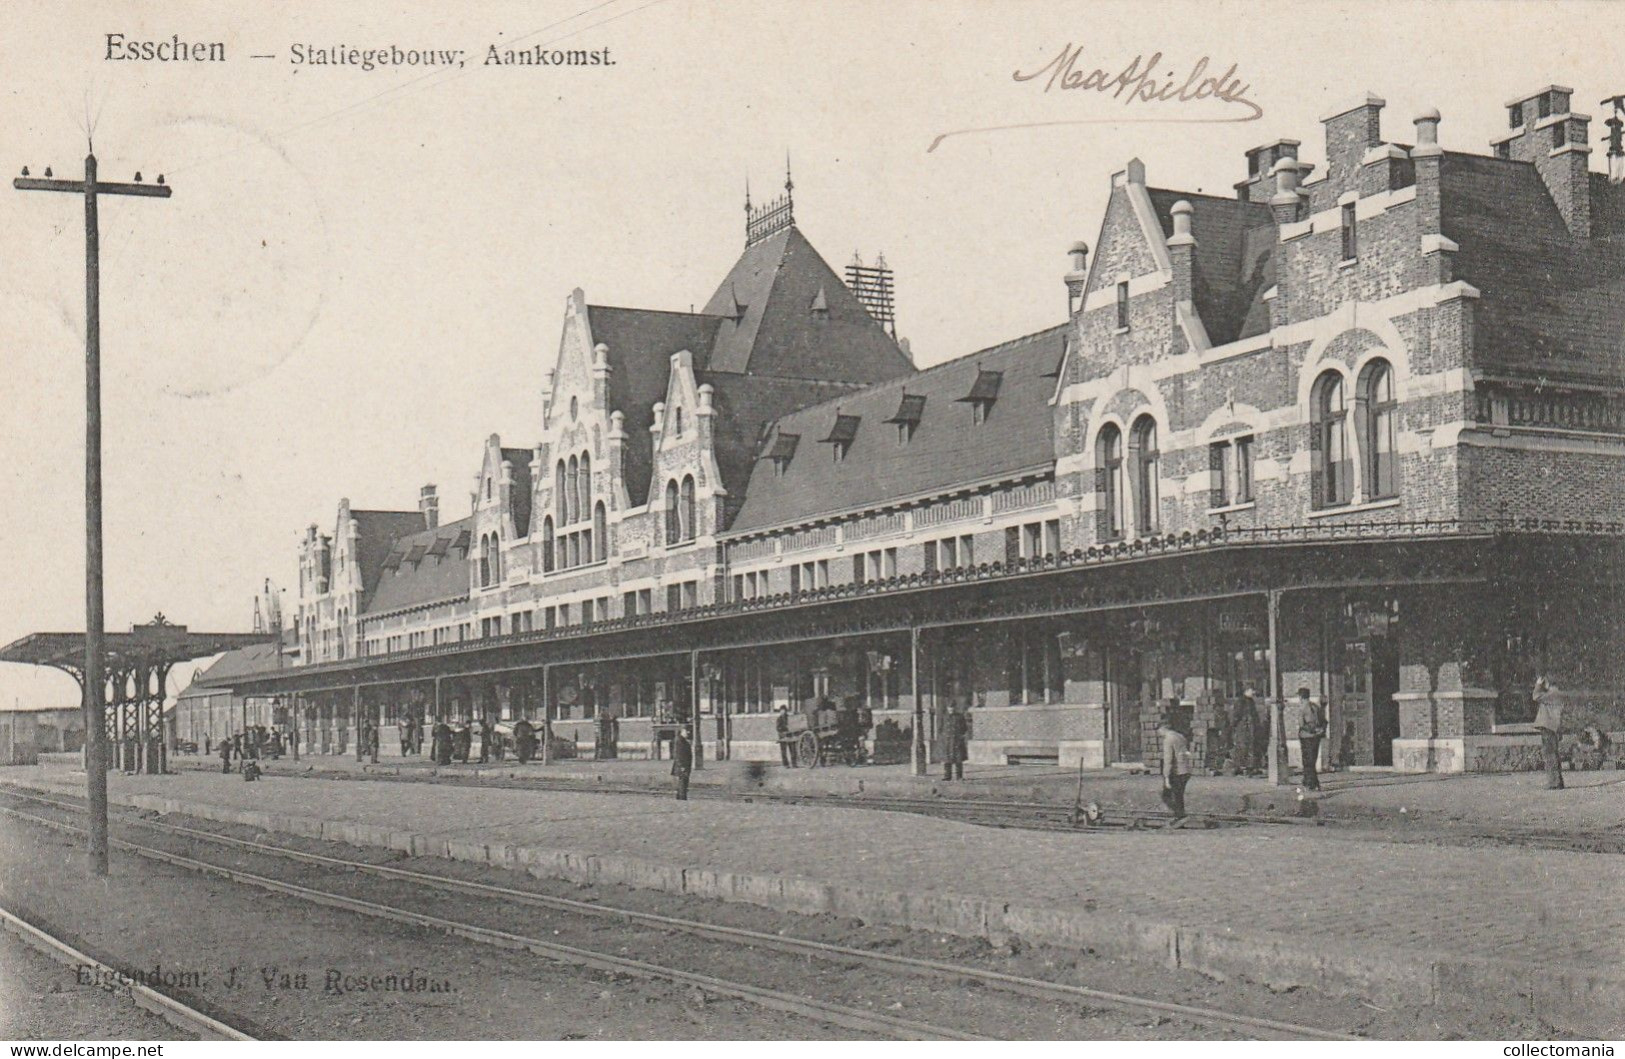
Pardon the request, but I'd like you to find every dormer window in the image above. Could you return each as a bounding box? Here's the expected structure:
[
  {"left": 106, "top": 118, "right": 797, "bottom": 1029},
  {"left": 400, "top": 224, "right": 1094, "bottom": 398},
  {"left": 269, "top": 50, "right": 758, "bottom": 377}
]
[
  {"left": 887, "top": 392, "right": 925, "bottom": 445},
  {"left": 821, "top": 413, "right": 860, "bottom": 462},
  {"left": 810, "top": 285, "right": 828, "bottom": 319},
  {"left": 958, "top": 369, "right": 1002, "bottom": 425},
  {"left": 759, "top": 431, "right": 799, "bottom": 476},
  {"left": 1115, "top": 281, "right": 1129, "bottom": 330}
]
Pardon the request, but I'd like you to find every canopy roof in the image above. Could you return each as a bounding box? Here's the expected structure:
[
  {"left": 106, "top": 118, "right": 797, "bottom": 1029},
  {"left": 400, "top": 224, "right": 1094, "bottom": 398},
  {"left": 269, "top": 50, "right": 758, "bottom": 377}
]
[{"left": 0, "top": 618, "right": 270, "bottom": 676}]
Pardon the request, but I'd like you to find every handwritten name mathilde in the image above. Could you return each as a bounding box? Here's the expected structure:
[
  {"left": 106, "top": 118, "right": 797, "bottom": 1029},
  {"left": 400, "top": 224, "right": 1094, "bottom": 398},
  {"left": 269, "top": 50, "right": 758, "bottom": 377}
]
[
  {"left": 104, "top": 33, "right": 613, "bottom": 69},
  {"left": 1014, "top": 44, "right": 1261, "bottom": 121}
]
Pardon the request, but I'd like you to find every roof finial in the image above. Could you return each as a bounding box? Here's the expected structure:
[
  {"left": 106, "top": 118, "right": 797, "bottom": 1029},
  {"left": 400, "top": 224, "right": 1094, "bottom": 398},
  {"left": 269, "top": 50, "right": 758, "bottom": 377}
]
[
  {"left": 785, "top": 151, "right": 795, "bottom": 225},
  {"left": 744, "top": 174, "right": 752, "bottom": 213}
]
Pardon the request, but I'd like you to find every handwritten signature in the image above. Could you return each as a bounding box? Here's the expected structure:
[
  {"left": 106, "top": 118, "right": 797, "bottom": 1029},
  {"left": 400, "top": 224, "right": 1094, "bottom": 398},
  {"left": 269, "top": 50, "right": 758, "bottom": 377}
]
[{"left": 928, "top": 44, "right": 1262, "bottom": 153}]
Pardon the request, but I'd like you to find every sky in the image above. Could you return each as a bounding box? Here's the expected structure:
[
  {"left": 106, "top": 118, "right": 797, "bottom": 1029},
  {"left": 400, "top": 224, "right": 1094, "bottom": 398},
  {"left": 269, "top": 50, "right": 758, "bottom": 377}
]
[{"left": 3, "top": 0, "right": 1623, "bottom": 709}]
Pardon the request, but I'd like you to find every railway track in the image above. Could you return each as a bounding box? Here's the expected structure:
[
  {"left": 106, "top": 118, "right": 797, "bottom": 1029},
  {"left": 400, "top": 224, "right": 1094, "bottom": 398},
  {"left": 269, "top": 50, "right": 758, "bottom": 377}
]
[
  {"left": 0, "top": 784, "right": 1360, "bottom": 1040},
  {"left": 0, "top": 902, "right": 257, "bottom": 1041}
]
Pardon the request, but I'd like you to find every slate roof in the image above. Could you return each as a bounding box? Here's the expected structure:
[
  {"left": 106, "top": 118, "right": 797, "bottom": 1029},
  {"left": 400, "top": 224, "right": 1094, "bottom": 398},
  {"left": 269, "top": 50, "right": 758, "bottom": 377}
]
[
  {"left": 500, "top": 447, "right": 534, "bottom": 536},
  {"left": 177, "top": 641, "right": 283, "bottom": 694},
  {"left": 728, "top": 324, "right": 1068, "bottom": 534},
  {"left": 583, "top": 226, "right": 912, "bottom": 509},
  {"left": 584, "top": 305, "right": 723, "bottom": 506},
  {"left": 1441, "top": 153, "right": 1625, "bottom": 377},
  {"left": 1146, "top": 189, "right": 1277, "bottom": 346},
  {"left": 348, "top": 510, "right": 430, "bottom": 606},
  {"left": 701, "top": 226, "right": 914, "bottom": 383},
  {"left": 365, "top": 515, "right": 475, "bottom": 616}
]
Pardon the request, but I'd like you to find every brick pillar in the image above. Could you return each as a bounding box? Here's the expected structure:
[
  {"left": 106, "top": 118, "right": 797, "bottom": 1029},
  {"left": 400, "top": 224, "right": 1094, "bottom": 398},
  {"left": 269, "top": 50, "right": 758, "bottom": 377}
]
[{"left": 1393, "top": 582, "right": 1499, "bottom": 772}]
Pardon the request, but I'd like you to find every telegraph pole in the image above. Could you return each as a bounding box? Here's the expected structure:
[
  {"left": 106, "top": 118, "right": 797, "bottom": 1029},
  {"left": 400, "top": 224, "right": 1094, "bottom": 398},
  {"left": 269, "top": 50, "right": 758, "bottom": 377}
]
[{"left": 14, "top": 152, "right": 172, "bottom": 876}]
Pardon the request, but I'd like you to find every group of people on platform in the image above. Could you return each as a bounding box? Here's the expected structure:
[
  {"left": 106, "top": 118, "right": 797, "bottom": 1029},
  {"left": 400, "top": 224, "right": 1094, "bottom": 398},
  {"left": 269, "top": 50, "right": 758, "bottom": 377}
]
[{"left": 210, "top": 726, "right": 284, "bottom": 773}]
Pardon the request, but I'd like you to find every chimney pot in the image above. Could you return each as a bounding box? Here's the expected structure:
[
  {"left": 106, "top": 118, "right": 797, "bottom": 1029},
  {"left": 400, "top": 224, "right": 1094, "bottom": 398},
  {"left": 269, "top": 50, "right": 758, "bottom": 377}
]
[
  {"left": 1413, "top": 108, "right": 1443, "bottom": 158},
  {"left": 1068, "top": 240, "right": 1089, "bottom": 273},
  {"left": 1169, "top": 200, "right": 1195, "bottom": 241}
]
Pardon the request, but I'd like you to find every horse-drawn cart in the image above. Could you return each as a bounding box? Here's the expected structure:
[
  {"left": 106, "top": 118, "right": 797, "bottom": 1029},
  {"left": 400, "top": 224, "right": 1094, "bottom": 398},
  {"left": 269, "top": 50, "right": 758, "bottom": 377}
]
[{"left": 782, "top": 702, "right": 868, "bottom": 768}]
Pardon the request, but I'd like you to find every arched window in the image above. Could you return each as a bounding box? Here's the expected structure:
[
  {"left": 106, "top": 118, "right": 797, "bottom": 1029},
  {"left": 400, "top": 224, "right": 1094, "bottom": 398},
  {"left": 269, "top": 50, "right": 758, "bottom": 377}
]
[
  {"left": 541, "top": 517, "right": 555, "bottom": 573},
  {"left": 478, "top": 535, "right": 491, "bottom": 587},
  {"left": 555, "top": 460, "right": 567, "bottom": 522},
  {"left": 681, "top": 475, "right": 697, "bottom": 542},
  {"left": 578, "top": 451, "right": 592, "bottom": 522},
  {"left": 1313, "top": 372, "right": 1352, "bottom": 507},
  {"left": 1360, "top": 360, "right": 1397, "bottom": 499},
  {"left": 593, "top": 502, "right": 607, "bottom": 562},
  {"left": 665, "top": 480, "right": 680, "bottom": 545},
  {"left": 566, "top": 456, "right": 579, "bottom": 525},
  {"left": 1130, "top": 415, "right": 1159, "bottom": 535},
  {"left": 1096, "top": 424, "right": 1125, "bottom": 541}
]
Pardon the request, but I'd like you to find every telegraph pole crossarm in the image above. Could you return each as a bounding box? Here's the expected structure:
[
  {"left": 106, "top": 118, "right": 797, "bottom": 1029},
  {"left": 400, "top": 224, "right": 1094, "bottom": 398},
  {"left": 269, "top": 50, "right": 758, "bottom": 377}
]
[{"left": 14, "top": 151, "right": 173, "bottom": 877}]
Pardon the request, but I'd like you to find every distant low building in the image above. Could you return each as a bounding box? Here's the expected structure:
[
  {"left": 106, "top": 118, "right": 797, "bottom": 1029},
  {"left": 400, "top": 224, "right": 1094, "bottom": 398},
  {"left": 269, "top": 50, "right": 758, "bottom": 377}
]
[{"left": 1, "top": 706, "right": 85, "bottom": 764}]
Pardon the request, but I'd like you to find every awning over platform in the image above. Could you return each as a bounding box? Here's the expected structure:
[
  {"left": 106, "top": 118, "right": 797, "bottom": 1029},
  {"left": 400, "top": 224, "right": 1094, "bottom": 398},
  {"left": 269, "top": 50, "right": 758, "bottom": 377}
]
[{"left": 0, "top": 618, "right": 272, "bottom": 677}]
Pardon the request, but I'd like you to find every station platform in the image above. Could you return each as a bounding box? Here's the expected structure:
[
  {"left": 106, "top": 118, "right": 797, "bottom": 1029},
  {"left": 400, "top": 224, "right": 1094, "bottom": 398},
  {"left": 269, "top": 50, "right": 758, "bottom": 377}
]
[
  {"left": 4, "top": 762, "right": 1622, "bottom": 1036},
  {"left": 165, "top": 750, "right": 1625, "bottom": 834}
]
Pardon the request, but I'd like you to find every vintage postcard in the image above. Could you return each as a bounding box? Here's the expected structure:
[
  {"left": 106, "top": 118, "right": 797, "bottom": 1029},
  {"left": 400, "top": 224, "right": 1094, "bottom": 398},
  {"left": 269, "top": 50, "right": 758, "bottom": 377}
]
[{"left": 1, "top": 0, "right": 1622, "bottom": 1049}]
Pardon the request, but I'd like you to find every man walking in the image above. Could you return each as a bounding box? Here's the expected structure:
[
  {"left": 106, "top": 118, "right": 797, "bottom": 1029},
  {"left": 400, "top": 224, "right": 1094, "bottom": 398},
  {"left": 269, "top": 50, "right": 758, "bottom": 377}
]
[
  {"left": 1533, "top": 675, "right": 1564, "bottom": 790},
  {"left": 1158, "top": 704, "right": 1194, "bottom": 822},
  {"left": 1296, "top": 687, "right": 1326, "bottom": 791},
  {"left": 671, "top": 730, "right": 693, "bottom": 801},
  {"left": 514, "top": 717, "right": 535, "bottom": 764},
  {"left": 1230, "top": 691, "right": 1257, "bottom": 775},
  {"left": 218, "top": 734, "right": 233, "bottom": 774}
]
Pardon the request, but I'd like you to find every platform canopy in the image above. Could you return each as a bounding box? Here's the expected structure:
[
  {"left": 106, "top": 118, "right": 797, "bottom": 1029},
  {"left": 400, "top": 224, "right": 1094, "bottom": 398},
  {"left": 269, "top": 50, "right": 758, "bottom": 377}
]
[{"left": 0, "top": 614, "right": 271, "bottom": 681}]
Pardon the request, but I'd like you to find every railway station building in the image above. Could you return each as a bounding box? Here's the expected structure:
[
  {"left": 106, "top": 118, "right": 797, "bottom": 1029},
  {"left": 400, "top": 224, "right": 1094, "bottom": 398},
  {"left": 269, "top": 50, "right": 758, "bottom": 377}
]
[{"left": 206, "top": 85, "right": 1625, "bottom": 774}]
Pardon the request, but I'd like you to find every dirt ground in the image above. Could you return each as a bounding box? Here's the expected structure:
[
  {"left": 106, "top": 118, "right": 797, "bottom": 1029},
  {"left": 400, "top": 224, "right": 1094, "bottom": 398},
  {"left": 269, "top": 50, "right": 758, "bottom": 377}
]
[
  {"left": 0, "top": 796, "right": 1571, "bottom": 1040},
  {"left": 0, "top": 927, "right": 186, "bottom": 1041}
]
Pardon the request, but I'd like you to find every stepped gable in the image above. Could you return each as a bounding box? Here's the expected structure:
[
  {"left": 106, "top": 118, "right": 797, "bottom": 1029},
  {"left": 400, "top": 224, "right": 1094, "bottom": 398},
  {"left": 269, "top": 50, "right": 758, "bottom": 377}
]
[
  {"left": 581, "top": 306, "right": 724, "bottom": 505},
  {"left": 1442, "top": 152, "right": 1625, "bottom": 377},
  {"left": 349, "top": 510, "right": 430, "bottom": 605},
  {"left": 729, "top": 323, "right": 1068, "bottom": 534},
  {"left": 1146, "top": 188, "right": 1277, "bottom": 345},
  {"left": 365, "top": 515, "right": 475, "bottom": 616},
  {"left": 701, "top": 226, "right": 914, "bottom": 383}
]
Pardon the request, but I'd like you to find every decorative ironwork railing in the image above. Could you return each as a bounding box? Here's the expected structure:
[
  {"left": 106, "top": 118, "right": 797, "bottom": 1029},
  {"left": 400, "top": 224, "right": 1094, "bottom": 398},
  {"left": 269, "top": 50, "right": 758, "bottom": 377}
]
[{"left": 244, "top": 518, "right": 1624, "bottom": 677}]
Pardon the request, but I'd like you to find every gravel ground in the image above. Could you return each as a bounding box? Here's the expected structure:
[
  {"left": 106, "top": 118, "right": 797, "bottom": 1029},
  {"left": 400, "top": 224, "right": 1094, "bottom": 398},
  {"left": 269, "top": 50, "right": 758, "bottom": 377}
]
[
  {"left": 0, "top": 927, "right": 187, "bottom": 1041},
  {"left": 0, "top": 793, "right": 1568, "bottom": 1040}
]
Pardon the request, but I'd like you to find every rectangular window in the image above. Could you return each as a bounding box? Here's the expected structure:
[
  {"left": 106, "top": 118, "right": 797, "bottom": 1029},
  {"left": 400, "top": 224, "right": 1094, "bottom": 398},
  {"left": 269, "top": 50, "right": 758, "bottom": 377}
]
[
  {"left": 1538, "top": 92, "right": 1551, "bottom": 119},
  {"left": 1023, "top": 522, "right": 1042, "bottom": 558},
  {"left": 1552, "top": 124, "right": 1565, "bottom": 150},
  {"left": 558, "top": 603, "right": 570, "bottom": 626},
  {"left": 853, "top": 554, "right": 866, "bottom": 584},
  {"left": 1044, "top": 520, "right": 1061, "bottom": 557},
  {"left": 939, "top": 536, "right": 957, "bottom": 569},
  {"left": 682, "top": 581, "right": 697, "bottom": 609},
  {"left": 582, "top": 599, "right": 595, "bottom": 625},
  {"left": 733, "top": 573, "right": 744, "bottom": 600},
  {"left": 667, "top": 583, "right": 683, "bottom": 612},
  {"left": 1340, "top": 203, "right": 1357, "bottom": 261},
  {"left": 1234, "top": 436, "right": 1254, "bottom": 503},
  {"left": 815, "top": 560, "right": 829, "bottom": 589},
  {"left": 791, "top": 564, "right": 802, "bottom": 593},
  {"left": 626, "top": 590, "right": 640, "bottom": 615},
  {"left": 1115, "top": 281, "right": 1129, "bottom": 329},
  {"left": 1509, "top": 103, "right": 1522, "bottom": 129},
  {"left": 883, "top": 548, "right": 897, "bottom": 579}
]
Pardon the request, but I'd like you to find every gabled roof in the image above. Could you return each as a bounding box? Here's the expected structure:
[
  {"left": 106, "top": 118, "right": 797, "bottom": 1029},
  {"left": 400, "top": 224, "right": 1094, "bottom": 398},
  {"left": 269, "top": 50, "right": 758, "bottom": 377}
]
[
  {"left": 729, "top": 324, "right": 1068, "bottom": 534},
  {"left": 1442, "top": 152, "right": 1625, "bottom": 377},
  {"left": 364, "top": 515, "right": 475, "bottom": 616},
  {"left": 701, "top": 226, "right": 913, "bottom": 383},
  {"left": 584, "top": 305, "right": 724, "bottom": 505},
  {"left": 1146, "top": 189, "right": 1277, "bottom": 346},
  {"left": 348, "top": 510, "right": 430, "bottom": 605},
  {"left": 177, "top": 641, "right": 283, "bottom": 694}
]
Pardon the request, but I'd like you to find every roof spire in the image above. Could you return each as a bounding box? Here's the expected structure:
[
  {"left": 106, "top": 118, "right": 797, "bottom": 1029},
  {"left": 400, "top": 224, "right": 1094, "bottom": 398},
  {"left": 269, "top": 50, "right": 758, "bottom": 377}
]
[
  {"left": 744, "top": 151, "right": 797, "bottom": 246},
  {"left": 744, "top": 174, "right": 752, "bottom": 213}
]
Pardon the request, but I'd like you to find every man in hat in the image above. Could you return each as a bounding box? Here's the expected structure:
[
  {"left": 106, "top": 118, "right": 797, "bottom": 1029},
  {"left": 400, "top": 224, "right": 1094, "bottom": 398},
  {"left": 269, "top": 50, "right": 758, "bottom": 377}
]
[
  {"left": 432, "top": 719, "right": 453, "bottom": 766},
  {"left": 1533, "top": 675, "right": 1564, "bottom": 790},
  {"left": 671, "top": 730, "right": 693, "bottom": 801},
  {"left": 514, "top": 717, "right": 536, "bottom": 764},
  {"left": 774, "top": 705, "right": 796, "bottom": 767},
  {"left": 1229, "top": 690, "right": 1257, "bottom": 775}
]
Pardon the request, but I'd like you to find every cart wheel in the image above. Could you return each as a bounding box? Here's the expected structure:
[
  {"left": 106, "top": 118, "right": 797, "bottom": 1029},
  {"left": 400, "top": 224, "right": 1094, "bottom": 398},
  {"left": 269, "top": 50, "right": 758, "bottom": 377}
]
[{"left": 798, "top": 730, "right": 820, "bottom": 768}]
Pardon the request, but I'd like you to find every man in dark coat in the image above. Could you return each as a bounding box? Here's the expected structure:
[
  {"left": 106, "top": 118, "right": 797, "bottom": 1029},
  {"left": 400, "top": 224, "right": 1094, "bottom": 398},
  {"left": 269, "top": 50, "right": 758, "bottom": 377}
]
[
  {"left": 514, "top": 718, "right": 535, "bottom": 764},
  {"left": 453, "top": 721, "right": 472, "bottom": 763},
  {"left": 1533, "top": 676, "right": 1564, "bottom": 790},
  {"left": 432, "top": 720, "right": 453, "bottom": 766},
  {"left": 478, "top": 716, "right": 493, "bottom": 764},
  {"left": 774, "top": 706, "right": 795, "bottom": 766},
  {"left": 943, "top": 707, "right": 969, "bottom": 781},
  {"left": 671, "top": 730, "right": 693, "bottom": 800},
  {"left": 218, "top": 735, "right": 233, "bottom": 774}
]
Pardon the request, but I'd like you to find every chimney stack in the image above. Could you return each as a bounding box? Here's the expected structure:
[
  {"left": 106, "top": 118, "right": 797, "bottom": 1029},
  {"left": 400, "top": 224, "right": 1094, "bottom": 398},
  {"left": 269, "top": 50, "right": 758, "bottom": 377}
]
[
  {"left": 1236, "top": 140, "right": 1300, "bottom": 202},
  {"left": 1165, "top": 202, "right": 1195, "bottom": 306},
  {"left": 1321, "top": 94, "right": 1386, "bottom": 198},
  {"left": 1065, "top": 241, "right": 1089, "bottom": 316},
  {"left": 419, "top": 484, "right": 439, "bottom": 529},
  {"left": 1493, "top": 85, "right": 1591, "bottom": 237}
]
